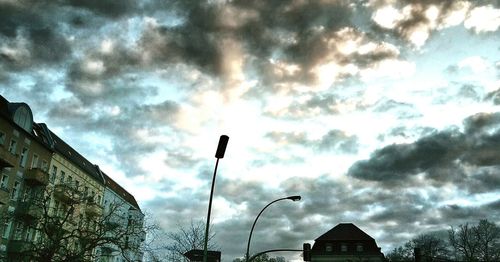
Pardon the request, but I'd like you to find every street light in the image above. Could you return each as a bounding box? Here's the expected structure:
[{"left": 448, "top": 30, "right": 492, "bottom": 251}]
[
  {"left": 245, "top": 195, "right": 301, "bottom": 262},
  {"left": 203, "top": 135, "right": 229, "bottom": 262}
]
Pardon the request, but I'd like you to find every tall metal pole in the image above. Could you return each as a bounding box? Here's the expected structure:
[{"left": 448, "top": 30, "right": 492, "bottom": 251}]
[
  {"left": 203, "top": 135, "right": 229, "bottom": 262},
  {"left": 245, "top": 195, "right": 301, "bottom": 262}
]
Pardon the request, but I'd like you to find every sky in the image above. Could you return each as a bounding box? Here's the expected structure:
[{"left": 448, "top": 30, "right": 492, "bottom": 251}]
[{"left": 0, "top": 0, "right": 499, "bottom": 261}]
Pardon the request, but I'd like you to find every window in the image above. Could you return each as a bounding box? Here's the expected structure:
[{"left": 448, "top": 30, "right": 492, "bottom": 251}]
[
  {"left": 0, "top": 175, "right": 8, "bottom": 189},
  {"left": 25, "top": 227, "right": 33, "bottom": 241},
  {"left": 13, "top": 106, "right": 31, "bottom": 132},
  {"left": 41, "top": 160, "right": 48, "bottom": 172},
  {"left": 84, "top": 186, "right": 88, "bottom": 197},
  {"left": 2, "top": 221, "right": 11, "bottom": 239},
  {"left": 326, "top": 243, "right": 333, "bottom": 252},
  {"left": 356, "top": 243, "right": 363, "bottom": 252},
  {"left": 75, "top": 180, "right": 80, "bottom": 190},
  {"left": 19, "top": 147, "right": 28, "bottom": 167},
  {"left": 31, "top": 154, "right": 39, "bottom": 168},
  {"left": 11, "top": 181, "right": 20, "bottom": 200},
  {"left": 0, "top": 131, "right": 5, "bottom": 145},
  {"left": 96, "top": 195, "right": 101, "bottom": 205},
  {"left": 14, "top": 222, "right": 22, "bottom": 240},
  {"left": 50, "top": 166, "right": 57, "bottom": 183},
  {"left": 8, "top": 139, "right": 17, "bottom": 154},
  {"left": 67, "top": 175, "right": 73, "bottom": 185},
  {"left": 341, "top": 243, "right": 348, "bottom": 252},
  {"left": 59, "top": 171, "right": 65, "bottom": 184},
  {"left": 54, "top": 200, "right": 60, "bottom": 216}
]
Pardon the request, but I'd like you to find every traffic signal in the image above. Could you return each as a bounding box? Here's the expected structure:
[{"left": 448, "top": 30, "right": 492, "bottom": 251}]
[{"left": 303, "top": 243, "right": 311, "bottom": 261}]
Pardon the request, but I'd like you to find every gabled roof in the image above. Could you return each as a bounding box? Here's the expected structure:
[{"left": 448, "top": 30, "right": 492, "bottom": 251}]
[{"left": 315, "top": 223, "right": 374, "bottom": 241}]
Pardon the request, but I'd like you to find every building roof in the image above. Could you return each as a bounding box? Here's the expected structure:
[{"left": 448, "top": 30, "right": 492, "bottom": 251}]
[
  {"left": 315, "top": 223, "right": 375, "bottom": 241},
  {"left": 48, "top": 130, "right": 105, "bottom": 184},
  {"left": 0, "top": 95, "right": 53, "bottom": 152},
  {"left": 101, "top": 170, "right": 141, "bottom": 212}
]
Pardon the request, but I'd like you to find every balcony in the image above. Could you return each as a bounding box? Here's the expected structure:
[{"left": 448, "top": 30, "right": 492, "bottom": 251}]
[
  {"left": 85, "top": 201, "right": 103, "bottom": 217},
  {"left": 53, "top": 184, "right": 79, "bottom": 204},
  {"left": 0, "top": 146, "right": 16, "bottom": 168},
  {"left": 24, "top": 168, "right": 49, "bottom": 186},
  {"left": 0, "top": 187, "right": 9, "bottom": 205},
  {"left": 7, "top": 240, "right": 31, "bottom": 254},
  {"left": 14, "top": 201, "right": 42, "bottom": 221}
]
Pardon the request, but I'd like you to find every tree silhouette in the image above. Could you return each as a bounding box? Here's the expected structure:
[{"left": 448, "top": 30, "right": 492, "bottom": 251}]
[
  {"left": 0, "top": 182, "right": 148, "bottom": 262},
  {"left": 449, "top": 219, "right": 500, "bottom": 262}
]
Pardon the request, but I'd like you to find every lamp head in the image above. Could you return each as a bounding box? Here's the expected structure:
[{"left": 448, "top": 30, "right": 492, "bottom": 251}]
[
  {"left": 215, "top": 135, "right": 229, "bottom": 159},
  {"left": 287, "top": 195, "right": 301, "bottom": 201}
]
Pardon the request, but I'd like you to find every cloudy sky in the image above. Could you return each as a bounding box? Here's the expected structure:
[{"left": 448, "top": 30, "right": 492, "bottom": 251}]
[{"left": 1, "top": 0, "right": 499, "bottom": 260}]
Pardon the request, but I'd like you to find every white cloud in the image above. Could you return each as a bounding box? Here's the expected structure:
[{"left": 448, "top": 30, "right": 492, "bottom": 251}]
[
  {"left": 439, "top": 1, "right": 470, "bottom": 28},
  {"left": 372, "top": 5, "right": 403, "bottom": 29},
  {"left": 464, "top": 5, "right": 500, "bottom": 33}
]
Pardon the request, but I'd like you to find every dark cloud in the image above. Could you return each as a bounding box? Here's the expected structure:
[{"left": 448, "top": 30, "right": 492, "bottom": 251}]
[
  {"left": 349, "top": 130, "right": 463, "bottom": 182},
  {"left": 484, "top": 88, "right": 500, "bottom": 105},
  {"left": 464, "top": 112, "right": 500, "bottom": 134},
  {"left": 66, "top": 0, "right": 140, "bottom": 18},
  {"left": 349, "top": 112, "right": 500, "bottom": 191},
  {"left": 0, "top": 2, "right": 72, "bottom": 69}
]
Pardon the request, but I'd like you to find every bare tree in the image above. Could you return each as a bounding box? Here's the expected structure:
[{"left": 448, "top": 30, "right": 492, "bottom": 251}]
[
  {"left": 142, "top": 219, "right": 218, "bottom": 262},
  {"left": 0, "top": 184, "right": 150, "bottom": 262},
  {"left": 449, "top": 219, "right": 500, "bottom": 262},
  {"left": 449, "top": 222, "right": 478, "bottom": 261},
  {"left": 387, "top": 233, "right": 449, "bottom": 262},
  {"left": 232, "top": 254, "right": 287, "bottom": 262},
  {"left": 386, "top": 244, "right": 413, "bottom": 262},
  {"left": 474, "top": 219, "right": 500, "bottom": 262}
]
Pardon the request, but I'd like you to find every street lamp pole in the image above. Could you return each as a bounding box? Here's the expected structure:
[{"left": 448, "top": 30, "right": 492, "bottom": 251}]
[
  {"left": 203, "top": 135, "right": 229, "bottom": 262},
  {"left": 245, "top": 195, "right": 301, "bottom": 262}
]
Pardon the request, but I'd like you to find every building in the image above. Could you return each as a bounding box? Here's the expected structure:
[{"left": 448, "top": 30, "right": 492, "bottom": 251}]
[
  {"left": 310, "top": 223, "right": 385, "bottom": 262},
  {"left": 0, "top": 94, "right": 145, "bottom": 261},
  {"left": 0, "top": 96, "right": 54, "bottom": 259},
  {"left": 99, "top": 170, "right": 145, "bottom": 262}
]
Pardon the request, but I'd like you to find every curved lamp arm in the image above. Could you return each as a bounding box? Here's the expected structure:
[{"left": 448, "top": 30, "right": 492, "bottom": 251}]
[{"left": 245, "top": 195, "right": 301, "bottom": 262}]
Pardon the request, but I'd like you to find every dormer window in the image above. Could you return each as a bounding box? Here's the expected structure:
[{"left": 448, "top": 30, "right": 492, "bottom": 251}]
[{"left": 13, "top": 106, "right": 33, "bottom": 132}]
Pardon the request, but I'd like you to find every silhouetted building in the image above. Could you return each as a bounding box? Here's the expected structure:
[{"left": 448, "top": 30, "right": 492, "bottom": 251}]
[{"left": 311, "top": 223, "right": 385, "bottom": 262}]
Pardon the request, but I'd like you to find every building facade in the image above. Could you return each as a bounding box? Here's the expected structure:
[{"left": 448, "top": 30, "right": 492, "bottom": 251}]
[
  {"left": 99, "top": 170, "right": 145, "bottom": 262},
  {"left": 0, "top": 97, "right": 53, "bottom": 259},
  {"left": 0, "top": 95, "right": 145, "bottom": 261},
  {"left": 310, "top": 223, "right": 385, "bottom": 262}
]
